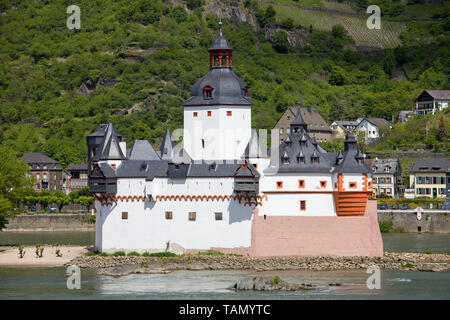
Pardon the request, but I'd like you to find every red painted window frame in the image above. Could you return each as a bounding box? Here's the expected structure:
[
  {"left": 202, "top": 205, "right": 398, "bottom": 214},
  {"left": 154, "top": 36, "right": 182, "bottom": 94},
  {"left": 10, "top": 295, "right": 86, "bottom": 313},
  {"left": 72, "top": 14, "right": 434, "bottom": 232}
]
[
  {"left": 298, "top": 179, "right": 305, "bottom": 189},
  {"left": 227, "top": 110, "right": 232, "bottom": 116},
  {"left": 276, "top": 181, "right": 283, "bottom": 189},
  {"left": 300, "top": 200, "right": 306, "bottom": 211}
]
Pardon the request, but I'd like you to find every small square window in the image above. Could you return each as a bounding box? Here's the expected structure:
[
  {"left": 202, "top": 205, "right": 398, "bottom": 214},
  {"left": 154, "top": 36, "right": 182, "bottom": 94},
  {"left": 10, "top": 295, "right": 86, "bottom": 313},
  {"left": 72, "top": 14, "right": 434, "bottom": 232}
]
[
  {"left": 188, "top": 212, "right": 196, "bottom": 221},
  {"left": 253, "top": 163, "right": 258, "bottom": 169},
  {"left": 349, "top": 182, "right": 357, "bottom": 189},
  {"left": 111, "top": 163, "right": 116, "bottom": 169},
  {"left": 215, "top": 212, "right": 223, "bottom": 221},
  {"left": 276, "top": 181, "right": 283, "bottom": 189},
  {"left": 300, "top": 200, "right": 306, "bottom": 211},
  {"left": 122, "top": 212, "right": 128, "bottom": 220},
  {"left": 165, "top": 211, "right": 173, "bottom": 220},
  {"left": 298, "top": 179, "right": 305, "bottom": 189},
  {"left": 207, "top": 111, "right": 212, "bottom": 117},
  {"left": 320, "top": 181, "right": 327, "bottom": 188},
  {"left": 227, "top": 111, "right": 232, "bottom": 116},
  {"left": 193, "top": 112, "right": 198, "bottom": 117}
]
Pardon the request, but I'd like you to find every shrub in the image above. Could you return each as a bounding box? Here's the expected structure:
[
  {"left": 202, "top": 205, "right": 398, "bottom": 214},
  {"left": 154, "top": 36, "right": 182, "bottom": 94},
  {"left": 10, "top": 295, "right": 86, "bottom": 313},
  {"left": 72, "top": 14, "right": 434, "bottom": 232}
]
[
  {"left": 197, "top": 250, "right": 224, "bottom": 256},
  {"left": 401, "top": 263, "right": 414, "bottom": 268},
  {"left": 271, "top": 276, "right": 281, "bottom": 286},
  {"left": 112, "top": 251, "right": 126, "bottom": 257},
  {"left": 18, "top": 245, "right": 25, "bottom": 258},
  {"left": 127, "top": 251, "right": 141, "bottom": 256},
  {"left": 99, "top": 252, "right": 110, "bottom": 257},
  {"left": 272, "top": 31, "right": 289, "bottom": 54},
  {"left": 379, "top": 220, "right": 393, "bottom": 233},
  {"left": 425, "top": 250, "right": 432, "bottom": 254},
  {"left": 144, "top": 252, "right": 178, "bottom": 257}
]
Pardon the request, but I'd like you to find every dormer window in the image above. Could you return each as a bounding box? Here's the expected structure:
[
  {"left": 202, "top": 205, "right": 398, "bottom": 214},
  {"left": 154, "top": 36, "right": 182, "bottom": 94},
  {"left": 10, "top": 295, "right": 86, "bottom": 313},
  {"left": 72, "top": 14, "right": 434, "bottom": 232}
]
[
  {"left": 140, "top": 163, "right": 147, "bottom": 171},
  {"left": 243, "top": 86, "right": 248, "bottom": 97},
  {"left": 311, "top": 156, "right": 319, "bottom": 164},
  {"left": 203, "top": 86, "right": 213, "bottom": 99}
]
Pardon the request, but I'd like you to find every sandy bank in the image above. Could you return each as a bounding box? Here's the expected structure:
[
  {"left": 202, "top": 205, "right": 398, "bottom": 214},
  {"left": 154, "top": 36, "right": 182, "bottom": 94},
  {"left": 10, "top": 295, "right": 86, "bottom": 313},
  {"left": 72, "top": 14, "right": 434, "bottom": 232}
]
[{"left": 0, "top": 245, "right": 89, "bottom": 267}]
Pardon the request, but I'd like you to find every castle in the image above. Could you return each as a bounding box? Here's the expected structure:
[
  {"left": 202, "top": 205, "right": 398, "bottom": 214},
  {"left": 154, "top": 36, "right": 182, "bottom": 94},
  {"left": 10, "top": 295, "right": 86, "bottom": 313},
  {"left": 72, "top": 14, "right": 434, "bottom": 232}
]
[{"left": 87, "top": 28, "right": 383, "bottom": 257}]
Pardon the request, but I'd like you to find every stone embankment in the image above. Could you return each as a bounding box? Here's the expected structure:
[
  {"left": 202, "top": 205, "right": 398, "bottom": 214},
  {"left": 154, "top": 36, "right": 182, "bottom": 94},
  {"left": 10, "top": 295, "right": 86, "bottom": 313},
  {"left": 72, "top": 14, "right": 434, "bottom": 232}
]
[{"left": 68, "top": 252, "right": 450, "bottom": 277}]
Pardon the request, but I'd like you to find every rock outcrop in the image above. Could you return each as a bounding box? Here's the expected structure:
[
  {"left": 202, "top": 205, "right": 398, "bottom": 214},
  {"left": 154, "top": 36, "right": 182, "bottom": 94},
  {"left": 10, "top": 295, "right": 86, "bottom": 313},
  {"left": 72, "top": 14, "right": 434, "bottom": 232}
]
[{"left": 233, "top": 276, "right": 314, "bottom": 291}]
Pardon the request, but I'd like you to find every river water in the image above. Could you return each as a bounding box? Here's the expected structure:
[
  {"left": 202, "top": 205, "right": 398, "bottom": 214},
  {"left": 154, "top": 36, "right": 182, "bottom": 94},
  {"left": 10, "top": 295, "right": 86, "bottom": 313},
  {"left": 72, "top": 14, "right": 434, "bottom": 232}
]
[
  {"left": 0, "top": 232, "right": 449, "bottom": 299},
  {"left": 0, "top": 267, "right": 449, "bottom": 300},
  {"left": 0, "top": 231, "right": 448, "bottom": 253}
]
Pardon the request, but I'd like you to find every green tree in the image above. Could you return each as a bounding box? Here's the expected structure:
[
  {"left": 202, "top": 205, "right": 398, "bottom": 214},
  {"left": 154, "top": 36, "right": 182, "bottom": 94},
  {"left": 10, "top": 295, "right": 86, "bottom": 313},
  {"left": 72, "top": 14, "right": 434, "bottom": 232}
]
[
  {"left": 171, "top": 6, "right": 188, "bottom": 24},
  {"left": 0, "top": 146, "right": 32, "bottom": 231},
  {"left": 329, "top": 66, "right": 346, "bottom": 86},
  {"left": 272, "top": 31, "right": 289, "bottom": 54},
  {"left": 331, "top": 25, "right": 346, "bottom": 39}
]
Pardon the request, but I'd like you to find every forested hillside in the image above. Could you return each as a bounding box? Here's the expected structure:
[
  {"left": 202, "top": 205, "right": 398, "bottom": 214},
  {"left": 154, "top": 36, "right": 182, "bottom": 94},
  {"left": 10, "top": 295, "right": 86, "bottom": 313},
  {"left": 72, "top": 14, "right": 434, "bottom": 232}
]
[{"left": 0, "top": 0, "right": 449, "bottom": 166}]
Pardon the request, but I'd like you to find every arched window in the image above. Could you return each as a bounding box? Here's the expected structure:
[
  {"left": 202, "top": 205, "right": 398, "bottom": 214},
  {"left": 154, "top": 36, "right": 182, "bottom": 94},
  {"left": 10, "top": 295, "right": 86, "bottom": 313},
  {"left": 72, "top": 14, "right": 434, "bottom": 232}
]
[{"left": 203, "top": 86, "right": 213, "bottom": 99}]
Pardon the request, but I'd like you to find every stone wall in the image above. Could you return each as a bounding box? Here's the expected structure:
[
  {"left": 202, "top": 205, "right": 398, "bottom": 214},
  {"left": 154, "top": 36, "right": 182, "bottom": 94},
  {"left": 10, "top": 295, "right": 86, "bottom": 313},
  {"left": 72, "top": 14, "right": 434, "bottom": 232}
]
[
  {"left": 4, "top": 214, "right": 95, "bottom": 232},
  {"left": 378, "top": 211, "right": 450, "bottom": 233}
]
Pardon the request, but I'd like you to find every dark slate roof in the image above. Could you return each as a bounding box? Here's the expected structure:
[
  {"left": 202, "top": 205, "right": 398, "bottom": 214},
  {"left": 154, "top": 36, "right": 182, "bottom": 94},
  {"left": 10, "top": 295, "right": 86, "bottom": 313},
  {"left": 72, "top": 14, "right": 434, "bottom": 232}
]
[
  {"left": 358, "top": 117, "right": 391, "bottom": 128},
  {"left": 96, "top": 159, "right": 259, "bottom": 180},
  {"left": 88, "top": 123, "right": 120, "bottom": 137},
  {"left": 209, "top": 35, "right": 232, "bottom": 51},
  {"left": 93, "top": 123, "right": 126, "bottom": 161},
  {"left": 418, "top": 90, "right": 450, "bottom": 101},
  {"left": 410, "top": 158, "right": 449, "bottom": 173},
  {"left": 333, "top": 133, "right": 370, "bottom": 173},
  {"left": 129, "top": 140, "right": 160, "bottom": 161},
  {"left": 21, "top": 152, "right": 59, "bottom": 164},
  {"left": 287, "top": 107, "right": 332, "bottom": 132},
  {"left": 265, "top": 130, "right": 333, "bottom": 173},
  {"left": 66, "top": 163, "right": 88, "bottom": 171},
  {"left": 368, "top": 158, "right": 400, "bottom": 174},
  {"left": 241, "top": 129, "right": 268, "bottom": 159},
  {"left": 182, "top": 68, "right": 252, "bottom": 106}
]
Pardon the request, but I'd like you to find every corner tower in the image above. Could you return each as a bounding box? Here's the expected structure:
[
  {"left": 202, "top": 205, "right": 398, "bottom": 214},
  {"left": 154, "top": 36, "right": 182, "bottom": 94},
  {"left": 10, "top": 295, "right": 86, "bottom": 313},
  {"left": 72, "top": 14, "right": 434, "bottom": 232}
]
[{"left": 182, "top": 22, "right": 253, "bottom": 161}]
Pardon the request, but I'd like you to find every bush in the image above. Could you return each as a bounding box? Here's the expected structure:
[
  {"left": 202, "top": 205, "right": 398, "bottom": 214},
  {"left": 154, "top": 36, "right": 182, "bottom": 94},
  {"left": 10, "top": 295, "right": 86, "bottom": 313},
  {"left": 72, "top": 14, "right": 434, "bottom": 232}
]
[
  {"left": 270, "top": 275, "right": 281, "bottom": 286},
  {"left": 144, "top": 252, "right": 178, "bottom": 257},
  {"left": 272, "top": 31, "right": 289, "bottom": 54},
  {"left": 379, "top": 220, "right": 393, "bottom": 233},
  {"left": 112, "top": 251, "right": 126, "bottom": 257},
  {"left": 127, "top": 251, "right": 141, "bottom": 256},
  {"left": 197, "top": 250, "right": 224, "bottom": 256}
]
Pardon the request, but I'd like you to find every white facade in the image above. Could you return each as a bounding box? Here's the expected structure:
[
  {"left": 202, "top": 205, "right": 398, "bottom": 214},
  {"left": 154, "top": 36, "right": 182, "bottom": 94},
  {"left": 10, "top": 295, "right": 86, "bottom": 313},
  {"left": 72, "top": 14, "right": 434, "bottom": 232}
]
[
  {"left": 183, "top": 105, "right": 251, "bottom": 161},
  {"left": 355, "top": 120, "right": 379, "bottom": 142}
]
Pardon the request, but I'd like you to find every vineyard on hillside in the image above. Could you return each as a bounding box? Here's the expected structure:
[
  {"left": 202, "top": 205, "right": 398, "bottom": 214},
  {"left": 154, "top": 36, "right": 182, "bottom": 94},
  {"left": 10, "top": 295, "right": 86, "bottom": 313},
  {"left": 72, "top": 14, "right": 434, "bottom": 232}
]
[{"left": 272, "top": 5, "right": 406, "bottom": 48}]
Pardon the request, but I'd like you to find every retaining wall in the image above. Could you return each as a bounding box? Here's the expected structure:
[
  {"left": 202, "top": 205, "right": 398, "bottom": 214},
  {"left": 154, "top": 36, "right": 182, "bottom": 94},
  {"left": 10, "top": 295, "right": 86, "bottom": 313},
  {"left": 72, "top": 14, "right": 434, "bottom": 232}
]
[{"left": 4, "top": 214, "right": 95, "bottom": 232}]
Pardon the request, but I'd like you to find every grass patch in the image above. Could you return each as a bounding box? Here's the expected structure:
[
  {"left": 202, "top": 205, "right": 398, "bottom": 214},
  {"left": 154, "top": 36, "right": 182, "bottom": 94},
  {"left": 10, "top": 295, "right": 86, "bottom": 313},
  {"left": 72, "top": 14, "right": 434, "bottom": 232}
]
[
  {"left": 141, "top": 252, "right": 178, "bottom": 257},
  {"left": 425, "top": 250, "right": 433, "bottom": 254},
  {"left": 391, "top": 227, "right": 407, "bottom": 233},
  {"left": 270, "top": 276, "right": 281, "bottom": 286},
  {"left": 401, "top": 262, "right": 414, "bottom": 268},
  {"left": 112, "top": 251, "right": 126, "bottom": 257},
  {"left": 379, "top": 220, "right": 393, "bottom": 233},
  {"left": 197, "top": 250, "right": 225, "bottom": 256}
]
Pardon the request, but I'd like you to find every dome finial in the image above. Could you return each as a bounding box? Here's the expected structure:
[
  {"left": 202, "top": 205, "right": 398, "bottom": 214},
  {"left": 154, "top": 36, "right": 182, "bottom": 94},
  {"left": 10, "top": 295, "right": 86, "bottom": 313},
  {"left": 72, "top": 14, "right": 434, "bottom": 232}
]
[{"left": 219, "top": 18, "right": 223, "bottom": 36}]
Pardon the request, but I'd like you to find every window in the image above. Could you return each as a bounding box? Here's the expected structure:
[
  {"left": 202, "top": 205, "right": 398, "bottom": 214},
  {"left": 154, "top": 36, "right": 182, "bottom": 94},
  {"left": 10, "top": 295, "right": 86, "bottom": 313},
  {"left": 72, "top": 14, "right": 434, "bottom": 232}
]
[
  {"left": 203, "top": 86, "right": 212, "bottom": 99},
  {"left": 300, "top": 200, "right": 306, "bottom": 211},
  {"left": 298, "top": 179, "right": 305, "bottom": 189},
  {"left": 243, "top": 86, "right": 248, "bottom": 97},
  {"left": 280, "top": 128, "right": 284, "bottom": 135},
  {"left": 188, "top": 212, "right": 196, "bottom": 221},
  {"left": 122, "top": 212, "right": 128, "bottom": 220},
  {"left": 349, "top": 182, "right": 357, "bottom": 189},
  {"left": 253, "top": 163, "right": 258, "bottom": 169},
  {"left": 165, "top": 212, "right": 173, "bottom": 220},
  {"left": 36, "top": 173, "right": 40, "bottom": 180},
  {"left": 111, "top": 163, "right": 116, "bottom": 169},
  {"left": 276, "top": 181, "right": 283, "bottom": 189},
  {"left": 215, "top": 212, "right": 223, "bottom": 221},
  {"left": 36, "top": 183, "right": 40, "bottom": 190},
  {"left": 207, "top": 111, "right": 212, "bottom": 117},
  {"left": 320, "top": 181, "right": 327, "bottom": 188},
  {"left": 193, "top": 112, "right": 198, "bottom": 117},
  {"left": 227, "top": 111, "right": 232, "bottom": 116},
  {"left": 386, "top": 188, "right": 392, "bottom": 194}
]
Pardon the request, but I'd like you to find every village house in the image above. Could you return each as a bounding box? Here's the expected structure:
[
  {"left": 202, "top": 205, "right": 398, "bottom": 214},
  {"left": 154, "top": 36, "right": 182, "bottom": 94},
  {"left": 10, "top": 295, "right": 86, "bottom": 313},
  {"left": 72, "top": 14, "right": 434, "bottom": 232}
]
[
  {"left": 409, "top": 158, "right": 449, "bottom": 198},
  {"left": 330, "top": 120, "right": 360, "bottom": 139},
  {"left": 367, "top": 158, "right": 402, "bottom": 198},
  {"left": 64, "top": 163, "right": 89, "bottom": 194},
  {"left": 355, "top": 116, "right": 391, "bottom": 143},
  {"left": 397, "top": 110, "right": 415, "bottom": 124},
  {"left": 21, "top": 152, "right": 64, "bottom": 192},
  {"left": 415, "top": 90, "right": 450, "bottom": 115},
  {"left": 273, "top": 106, "right": 332, "bottom": 143}
]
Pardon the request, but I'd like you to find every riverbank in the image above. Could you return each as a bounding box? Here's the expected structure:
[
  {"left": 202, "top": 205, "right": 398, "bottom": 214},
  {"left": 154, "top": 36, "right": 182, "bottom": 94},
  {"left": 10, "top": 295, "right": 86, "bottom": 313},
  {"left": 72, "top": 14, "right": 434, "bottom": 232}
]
[
  {"left": 69, "top": 252, "right": 450, "bottom": 276},
  {"left": 0, "top": 245, "right": 88, "bottom": 267}
]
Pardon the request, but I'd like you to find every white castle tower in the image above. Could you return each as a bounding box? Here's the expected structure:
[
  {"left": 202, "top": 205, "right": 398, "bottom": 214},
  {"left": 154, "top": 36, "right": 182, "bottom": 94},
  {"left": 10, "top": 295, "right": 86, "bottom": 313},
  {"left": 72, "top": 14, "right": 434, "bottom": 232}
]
[{"left": 182, "top": 22, "right": 252, "bottom": 161}]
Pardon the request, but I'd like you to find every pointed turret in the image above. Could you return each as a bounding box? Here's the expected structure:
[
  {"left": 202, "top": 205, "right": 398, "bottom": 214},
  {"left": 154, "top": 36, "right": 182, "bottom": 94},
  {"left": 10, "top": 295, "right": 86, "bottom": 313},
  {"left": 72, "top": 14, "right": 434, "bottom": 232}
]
[
  {"left": 160, "top": 128, "right": 173, "bottom": 161},
  {"left": 93, "top": 123, "right": 125, "bottom": 161},
  {"left": 290, "top": 108, "right": 307, "bottom": 132}
]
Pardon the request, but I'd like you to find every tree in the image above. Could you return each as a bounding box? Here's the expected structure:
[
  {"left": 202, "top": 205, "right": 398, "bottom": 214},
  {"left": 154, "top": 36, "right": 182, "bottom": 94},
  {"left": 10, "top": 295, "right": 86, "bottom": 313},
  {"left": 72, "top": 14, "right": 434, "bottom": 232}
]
[
  {"left": 438, "top": 114, "right": 448, "bottom": 142},
  {"left": 331, "top": 25, "right": 346, "bottom": 39},
  {"left": 329, "top": 66, "right": 346, "bottom": 86},
  {"left": 383, "top": 51, "right": 396, "bottom": 76},
  {"left": 0, "top": 146, "right": 32, "bottom": 231},
  {"left": 171, "top": 6, "right": 188, "bottom": 24},
  {"left": 76, "top": 196, "right": 94, "bottom": 212},
  {"left": 272, "top": 31, "right": 289, "bottom": 53}
]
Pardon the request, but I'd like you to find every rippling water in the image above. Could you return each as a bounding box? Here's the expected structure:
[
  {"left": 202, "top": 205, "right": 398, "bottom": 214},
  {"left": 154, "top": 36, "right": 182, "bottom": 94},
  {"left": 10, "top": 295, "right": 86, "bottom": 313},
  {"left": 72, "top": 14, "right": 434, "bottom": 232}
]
[{"left": 0, "top": 268, "right": 449, "bottom": 300}]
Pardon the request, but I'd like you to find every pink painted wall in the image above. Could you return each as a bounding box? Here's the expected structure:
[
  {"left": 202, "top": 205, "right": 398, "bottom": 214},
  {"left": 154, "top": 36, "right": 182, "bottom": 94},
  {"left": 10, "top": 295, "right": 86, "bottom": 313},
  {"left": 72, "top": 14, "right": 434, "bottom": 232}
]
[{"left": 250, "top": 200, "right": 383, "bottom": 257}]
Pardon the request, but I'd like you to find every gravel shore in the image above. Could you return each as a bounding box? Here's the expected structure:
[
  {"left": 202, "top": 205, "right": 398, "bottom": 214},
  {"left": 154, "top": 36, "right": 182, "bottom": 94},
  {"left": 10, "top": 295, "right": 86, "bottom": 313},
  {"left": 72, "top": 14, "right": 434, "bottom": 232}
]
[{"left": 68, "top": 252, "right": 450, "bottom": 276}]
